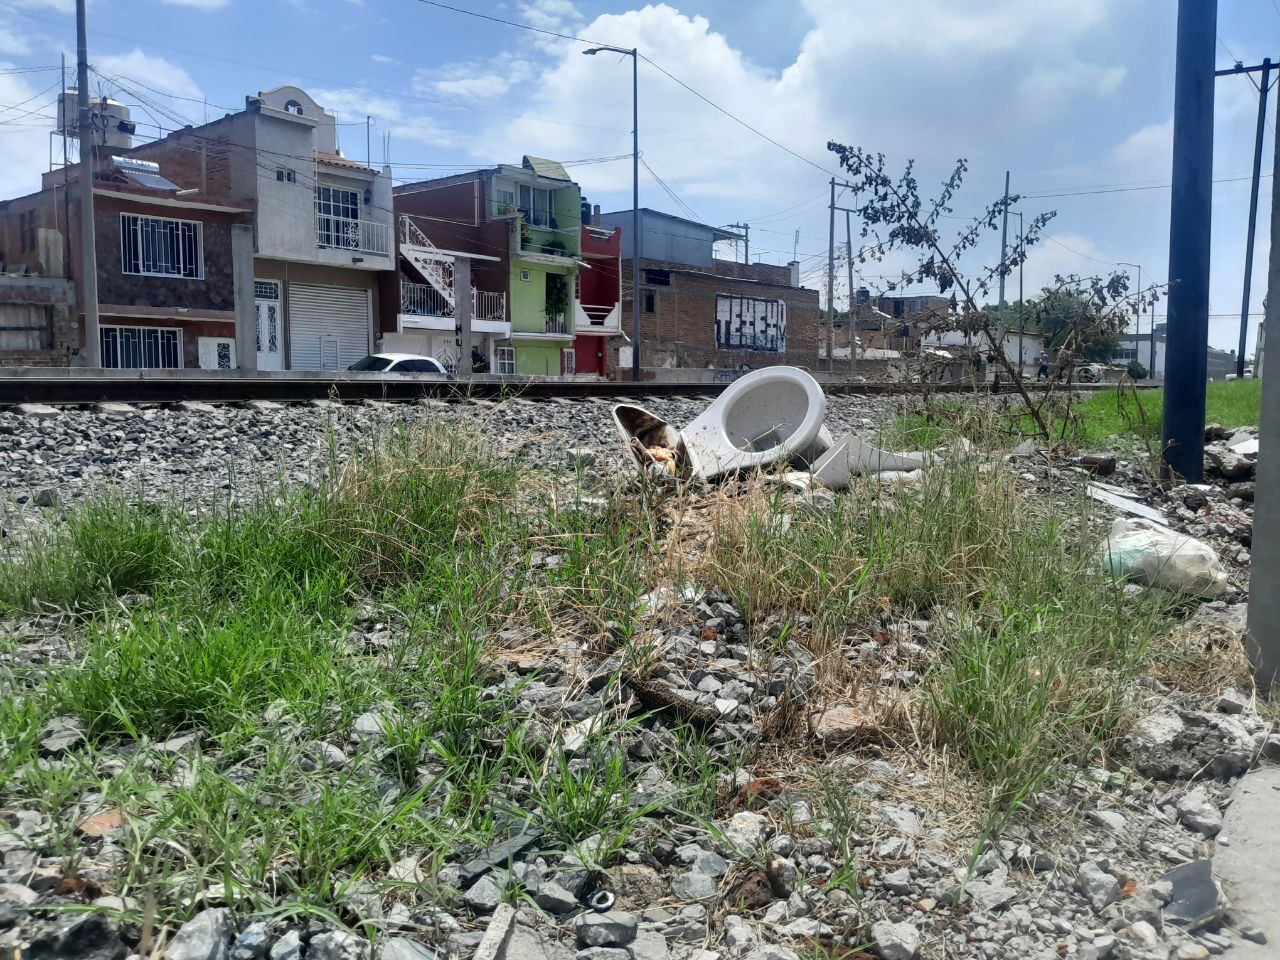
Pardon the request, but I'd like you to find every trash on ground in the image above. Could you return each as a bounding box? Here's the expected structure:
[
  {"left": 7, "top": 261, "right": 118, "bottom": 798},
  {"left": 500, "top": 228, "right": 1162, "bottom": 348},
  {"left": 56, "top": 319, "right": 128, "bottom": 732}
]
[
  {"left": 810, "top": 433, "right": 928, "bottom": 490},
  {"left": 1087, "top": 483, "right": 1169, "bottom": 525},
  {"left": 1098, "top": 517, "right": 1229, "bottom": 599},
  {"left": 1070, "top": 454, "right": 1117, "bottom": 476}
]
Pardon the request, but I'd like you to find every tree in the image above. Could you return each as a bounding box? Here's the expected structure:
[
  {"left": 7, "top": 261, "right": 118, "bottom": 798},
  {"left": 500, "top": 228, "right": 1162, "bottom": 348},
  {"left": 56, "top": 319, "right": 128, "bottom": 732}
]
[
  {"left": 1025, "top": 287, "right": 1122, "bottom": 362},
  {"left": 826, "top": 142, "right": 1159, "bottom": 439}
]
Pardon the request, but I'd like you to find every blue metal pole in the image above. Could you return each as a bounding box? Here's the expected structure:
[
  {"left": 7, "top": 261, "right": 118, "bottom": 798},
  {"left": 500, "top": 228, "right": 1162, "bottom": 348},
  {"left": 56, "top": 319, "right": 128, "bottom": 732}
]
[{"left": 1161, "top": 0, "right": 1217, "bottom": 482}]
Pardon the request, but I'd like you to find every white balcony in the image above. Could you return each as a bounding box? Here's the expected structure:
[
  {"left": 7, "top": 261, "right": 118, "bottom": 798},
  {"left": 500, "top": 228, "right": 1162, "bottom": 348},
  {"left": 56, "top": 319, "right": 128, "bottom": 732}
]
[
  {"left": 316, "top": 214, "right": 392, "bottom": 257},
  {"left": 545, "top": 312, "right": 568, "bottom": 335},
  {"left": 400, "top": 280, "right": 509, "bottom": 336},
  {"left": 575, "top": 301, "right": 621, "bottom": 334}
]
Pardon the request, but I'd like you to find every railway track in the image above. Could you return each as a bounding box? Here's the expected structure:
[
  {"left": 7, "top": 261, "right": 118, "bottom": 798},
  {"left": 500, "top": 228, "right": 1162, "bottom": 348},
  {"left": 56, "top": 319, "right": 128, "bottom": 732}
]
[{"left": 0, "top": 372, "right": 1129, "bottom": 407}]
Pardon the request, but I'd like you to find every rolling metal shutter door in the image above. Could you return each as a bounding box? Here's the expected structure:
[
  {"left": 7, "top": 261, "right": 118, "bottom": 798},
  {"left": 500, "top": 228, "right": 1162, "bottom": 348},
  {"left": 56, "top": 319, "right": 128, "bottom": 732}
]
[{"left": 288, "top": 283, "right": 370, "bottom": 371}]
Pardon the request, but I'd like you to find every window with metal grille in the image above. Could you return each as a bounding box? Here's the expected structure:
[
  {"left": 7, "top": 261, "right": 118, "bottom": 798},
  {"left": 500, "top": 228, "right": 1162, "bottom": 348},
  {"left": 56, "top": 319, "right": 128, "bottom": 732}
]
[
  {"left": 315, "top": 185, "right": 360, "bottom": 249},
  {"left": 560, "top": 348, "right": 575, "bottom": 376},
  {"left": 495, "top": 346, "right": 515, "bottom": 376},
  {"left": 276, "top": 167, "right": 296, "bottom": 183},
  {"left": 100, "top": 326, "right": 182, "bottom": 369},
  {"left": 643, "top": 290, "right": 655, "bottom": 313},
  {"left": 120, "top": 214, "right": 203, "bottom": 279},
  {"left": 254, "top": 279, "right": 280, "bottom": 300}
]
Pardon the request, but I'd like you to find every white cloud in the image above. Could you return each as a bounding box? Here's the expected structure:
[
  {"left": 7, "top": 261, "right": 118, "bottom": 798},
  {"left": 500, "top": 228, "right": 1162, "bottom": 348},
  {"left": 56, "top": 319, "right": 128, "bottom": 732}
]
[
  {"left": 0, "top": 72, "right": 58, "bottom": 197},
  {"left": 431, "top": 73, "right": 512, "bottom": 100},
  {"left": 312, "top": 87, "right": 463, "bottom": 154},
  {"left": 1019, "top": 61, "right": 1125, "bottom": 113},
  {"left": 370, "top": 53, "right": 398, "bottom": 65}
]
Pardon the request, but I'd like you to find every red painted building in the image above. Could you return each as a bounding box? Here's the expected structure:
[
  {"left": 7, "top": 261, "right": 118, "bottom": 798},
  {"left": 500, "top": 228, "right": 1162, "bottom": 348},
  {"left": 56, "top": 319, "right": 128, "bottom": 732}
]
[{"left": 572, "top": 213, "right": 621, "bottom": 377}]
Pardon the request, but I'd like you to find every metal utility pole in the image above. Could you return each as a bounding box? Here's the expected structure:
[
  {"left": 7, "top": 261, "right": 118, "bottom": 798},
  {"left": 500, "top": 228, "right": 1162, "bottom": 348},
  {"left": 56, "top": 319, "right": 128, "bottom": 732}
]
[
  {"left": 1230, "top": 57, "right": 1272, "bottom": 377},
  {"left": 1161, "top": 0, "right": 1216, "bottom": 482},
  {"left": 584, "top": 45, "right": 639, "bottom": 380},
  {"left": 1119, "top": 261, "right": 1143, "bottom": 373},
  {"left": 845, "top": 211, "right": 855, "bottom": 375},
  {"left": 1015, "top": 210, "right": 1024, "bottom": 372},
  {"left": 1251, "top": 54, "right": 1280, "bottom": 685},
  {"left": 827, "top": 178, "right": 836, "bottom": 372},
  {"left": 725, "top": 222, "right": 750, "bottom": 264},
  {"left": 456, "top": 255, "right": 472, "bottom": 382},
  {"left": 997, "top": 172, "right": 1010, "bottom": 355},
  {"left": 75, "top": 0, "right": 100, "bottom": 366}
]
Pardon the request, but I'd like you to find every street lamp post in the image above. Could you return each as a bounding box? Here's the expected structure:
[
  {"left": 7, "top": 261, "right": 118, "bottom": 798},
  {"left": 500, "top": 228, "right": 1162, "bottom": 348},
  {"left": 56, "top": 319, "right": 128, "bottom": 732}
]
[
  {"left": 584, "top": 45, "right": 640, "bottom": 382},
  {"left": 1015, "top": 211, "right": 1024, "bottom": 373}
]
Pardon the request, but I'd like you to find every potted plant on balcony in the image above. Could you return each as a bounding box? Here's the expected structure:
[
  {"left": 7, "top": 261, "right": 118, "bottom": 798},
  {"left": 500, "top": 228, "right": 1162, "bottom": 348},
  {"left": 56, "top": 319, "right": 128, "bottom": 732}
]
[{"left": 545, "top": 274, "right": 570, "bottom": 330}]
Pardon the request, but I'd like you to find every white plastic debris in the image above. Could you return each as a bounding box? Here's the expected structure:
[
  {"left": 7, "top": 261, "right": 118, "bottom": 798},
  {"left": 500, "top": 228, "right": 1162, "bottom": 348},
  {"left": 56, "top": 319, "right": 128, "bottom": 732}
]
[
  {"left": 809, "top": 433, "right": 928, "bottom": 490},
  {"left": 1098, "top": 517, "right": 1230, "bottom": 598}
]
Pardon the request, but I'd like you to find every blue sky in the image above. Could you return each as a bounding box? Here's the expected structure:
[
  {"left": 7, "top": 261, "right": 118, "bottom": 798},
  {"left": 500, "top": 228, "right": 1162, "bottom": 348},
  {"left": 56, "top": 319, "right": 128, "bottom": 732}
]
[{"left": 2, "top": 0, "right": 1277, "bottom": 353}]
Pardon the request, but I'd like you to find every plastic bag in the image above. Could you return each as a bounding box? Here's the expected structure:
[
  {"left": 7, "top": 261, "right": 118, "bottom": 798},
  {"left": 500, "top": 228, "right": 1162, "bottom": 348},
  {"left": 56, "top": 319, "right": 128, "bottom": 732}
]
[{"left": 1098, "top": 517, "right": 1229, "bottom": 598}]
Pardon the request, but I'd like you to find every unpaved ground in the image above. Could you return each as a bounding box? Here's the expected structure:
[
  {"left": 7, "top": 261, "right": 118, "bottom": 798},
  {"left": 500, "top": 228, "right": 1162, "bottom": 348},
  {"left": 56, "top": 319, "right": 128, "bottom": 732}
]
[{"left": 0, "top": 396, "right": 1274, "bottom": 960}]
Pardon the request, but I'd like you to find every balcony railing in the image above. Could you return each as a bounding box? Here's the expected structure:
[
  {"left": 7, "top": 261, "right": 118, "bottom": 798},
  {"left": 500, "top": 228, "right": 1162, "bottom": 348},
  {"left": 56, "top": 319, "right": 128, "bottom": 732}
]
[
  {"left": 545, "top": 312, "right": 567, "bottom": 335},
  {"left": 402, "top": 280, "right": 506, "bottom": 322},
  {"left": 575, "top": 301, "right": 621, "bottom": 332},
  {"left": 316, "top": 215, "right": 391, "bottom": 256}
]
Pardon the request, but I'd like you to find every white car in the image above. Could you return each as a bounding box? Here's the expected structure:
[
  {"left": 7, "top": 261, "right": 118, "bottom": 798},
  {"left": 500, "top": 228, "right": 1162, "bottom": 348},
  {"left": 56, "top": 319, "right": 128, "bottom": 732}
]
[{"left": 348, "top": 353, "right": 446, "bottom": 375}]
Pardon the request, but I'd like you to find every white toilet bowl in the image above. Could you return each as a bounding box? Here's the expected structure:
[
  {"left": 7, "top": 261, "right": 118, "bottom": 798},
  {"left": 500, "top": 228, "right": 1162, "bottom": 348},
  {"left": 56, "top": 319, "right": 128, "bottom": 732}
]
[{"left": 680, "top": 366, "right": 828, "bottom": 480}]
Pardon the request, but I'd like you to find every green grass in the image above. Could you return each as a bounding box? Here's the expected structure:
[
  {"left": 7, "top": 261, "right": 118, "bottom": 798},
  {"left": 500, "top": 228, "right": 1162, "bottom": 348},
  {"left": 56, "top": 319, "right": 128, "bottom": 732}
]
[
  {"left": 889, "top": 378, "right": 1261, "bottom": 450},
  {"left": 0, "top": 414, "right": 1192, "bottom": 927},
  {"left": 701, "top": 457, "right": 1176, "bottom": 819}
]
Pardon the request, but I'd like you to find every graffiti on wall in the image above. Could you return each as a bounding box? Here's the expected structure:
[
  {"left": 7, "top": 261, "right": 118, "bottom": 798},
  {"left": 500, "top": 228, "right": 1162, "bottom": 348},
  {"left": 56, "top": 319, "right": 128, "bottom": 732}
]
[{"left": 715, "top": 294, "right": 786, "bottom": 352}]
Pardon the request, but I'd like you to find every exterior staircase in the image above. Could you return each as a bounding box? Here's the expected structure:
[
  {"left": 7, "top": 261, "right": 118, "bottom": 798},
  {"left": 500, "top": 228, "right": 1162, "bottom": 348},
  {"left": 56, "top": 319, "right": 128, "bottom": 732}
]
[{"left": 399, "top": 215, "right": 456, "bottom": 308}]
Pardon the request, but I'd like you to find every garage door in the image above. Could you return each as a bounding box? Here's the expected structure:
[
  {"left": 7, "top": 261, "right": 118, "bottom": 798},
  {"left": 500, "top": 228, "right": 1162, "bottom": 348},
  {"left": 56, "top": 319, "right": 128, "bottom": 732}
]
[{"left": 288, "top": 283, "right": 371, "bottom": 371}]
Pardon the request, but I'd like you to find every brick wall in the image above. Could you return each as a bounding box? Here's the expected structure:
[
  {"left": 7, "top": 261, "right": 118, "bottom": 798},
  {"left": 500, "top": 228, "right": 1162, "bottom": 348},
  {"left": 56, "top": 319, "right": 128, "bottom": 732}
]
[
  {"left": 614, "top": 260, "right": 819, "bottom": 377},
  {"left": 0, "top": 276, "right": 76, "bottom": 366},
  {"left": 95, "top": 198, "right": 238, "bottom": 311},
  {"left": 128, "top": 118, "right": 245, "bottom": 200}
]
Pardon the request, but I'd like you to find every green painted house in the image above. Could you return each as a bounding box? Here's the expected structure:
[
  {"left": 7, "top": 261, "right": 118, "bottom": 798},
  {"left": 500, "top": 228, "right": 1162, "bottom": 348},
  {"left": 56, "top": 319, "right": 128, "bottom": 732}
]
[{"left": 391, "top": 156, "right": 584, "bottom": 376}]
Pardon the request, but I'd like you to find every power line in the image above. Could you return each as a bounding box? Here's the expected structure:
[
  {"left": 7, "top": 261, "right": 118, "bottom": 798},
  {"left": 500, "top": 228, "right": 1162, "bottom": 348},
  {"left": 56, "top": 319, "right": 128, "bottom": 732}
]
[
  {"left": 637, "top": 53, "right": 841, "bottom": 179},
  {"left": 411, "top": 0, "right": 603, "bottom": 46},
  {"left": 1024, "top": 171, "right": 1269, "bottom": 199}
]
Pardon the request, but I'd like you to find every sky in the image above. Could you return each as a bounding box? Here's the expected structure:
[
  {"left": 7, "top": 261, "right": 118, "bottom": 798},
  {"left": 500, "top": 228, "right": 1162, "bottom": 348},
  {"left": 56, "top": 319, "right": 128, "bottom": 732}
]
[{"left": 1, "top": 0, "right": 1277, "bottom": 354}]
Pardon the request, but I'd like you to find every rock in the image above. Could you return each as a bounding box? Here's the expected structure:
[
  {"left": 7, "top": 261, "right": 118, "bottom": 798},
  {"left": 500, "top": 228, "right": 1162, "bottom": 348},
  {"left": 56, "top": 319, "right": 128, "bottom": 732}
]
[
  {"left": 1159, "top": 860, "right": 1223, "bottom": 931},
  {"left": 352, "top": 710, "right": 390, "bottom": 741},
  {"left": 534, "top": 880, "right": 579, "bottom": 914},
  {"left": 723, "top": 812, "right": 770, "bottom": 849},
  {"left": 723, "top": 917, "right": 756, "bottom": 957},
  {"left": 270, "top": 929, "right": 303, "bottom": 960},
  {"left": 231, "top": 922, "right": 271, "bottom": 960},
  {"left": 605, "top": 864, "right": 668, "bottom": 907},
  {"left": 577, "top": 950, "right": 630, "bottom": 960},
  {"left": 380, "top": 941, "right": 439, "bottom": 960},
  {"left": 1175, "top": 945, "right": 1210, "bottom": 960},
  {"left": 1077, "top": 862, "right": 1121, "bottom": 912},
  {"left": 17, "top": 403, "right": 60, "bottom": 420},
  {"left": 95, "top": 401, "right": 139, "bottom": 417},
  {"left": 23, "top": 914, "right": 129, "bottom": 960},
  {"left": 881, "top": 868, "right": 914, "bottom": 895},
  {"left": 629, "top": 929, "right": 669, "bottom": 960},
  {"left": 1175, "top": 789, "right": 1223, "bottom": 837},
  {"left": 1085, "top": 810, "right": 1127, "bottom": 833},
  {"left": 671, "top": 871, "right": 717, "bottom": 901},
  {"left": 880, "top": 805, "right": 920, "bottom": 836},
  {"left": 309, "top": 931, "right": 370, "bottom": 960},
  {"left": 966, "top": 877, "right": 1015, "bottom": 912},
  {"left": 690, "top": 850, "right": 728, "bottom": 878},
  {"left": 503, "top": 924, "right": 575, "bottom": 960},
  {"left": 32, "top": 488, "right": 59, "bottom": 508},
  {"left": 167, "top": 908, "right": 235, "bottom": 960},
  {"left": 1120, "top": 921, "right": 1159, "bottom": 948},
  {"left": 38, "top": 716, "right": 84, "bottom": 754},
  {"left": 1214, "top": 688, "right": 1248, "bottom": 715},
  {"left": 1206, "top": 448, "right": 1254, "bottom": 480},
  {"left": 813, "top": 705, "right": 878, "bottom": 745},
  {"left": 574, "top": 911, "right": 638, "bottom": 948},
  {"left": 463, "top": 874, "right": 504, "bottom": 913},
  {"left": 871, "top": 919, "right": 920, "bottom": 960},
  {"left": 1240, "top": 927, "right": 1268, "bottom": 945}
]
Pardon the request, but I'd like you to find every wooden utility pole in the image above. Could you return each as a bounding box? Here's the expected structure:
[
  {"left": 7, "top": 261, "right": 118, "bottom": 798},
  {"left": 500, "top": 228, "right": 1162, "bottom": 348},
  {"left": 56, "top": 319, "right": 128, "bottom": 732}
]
[{"left": 75, "top": 0, "right": 100, "bottom": 366}]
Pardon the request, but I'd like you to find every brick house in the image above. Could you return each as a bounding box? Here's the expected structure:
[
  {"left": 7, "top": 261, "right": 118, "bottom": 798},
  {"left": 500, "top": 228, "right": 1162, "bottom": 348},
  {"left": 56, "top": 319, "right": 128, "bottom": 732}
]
[
  {"left": 0, "top": 84, "right": 393, "bottom": 371},
  {"left": 388, "top": 157, "right": 620, "bottom": 376},
  {"left": 128, "top": 86, "right": 394, "bottom": 371},
  {"left": 0, "top": 153, "right": 252, "bottom": 369},
  {"left": 597, "top": 208, "right": 819, "bottom": 376}
]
